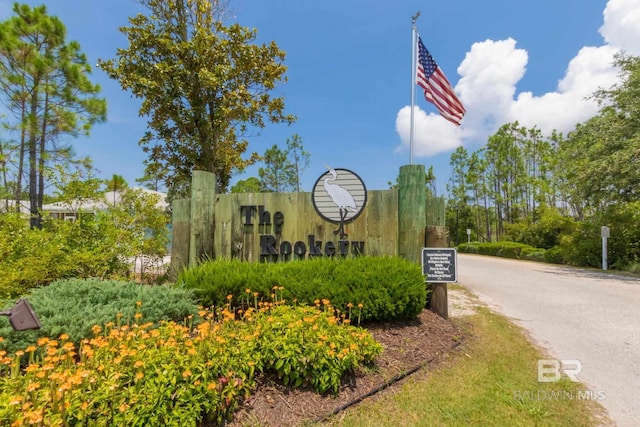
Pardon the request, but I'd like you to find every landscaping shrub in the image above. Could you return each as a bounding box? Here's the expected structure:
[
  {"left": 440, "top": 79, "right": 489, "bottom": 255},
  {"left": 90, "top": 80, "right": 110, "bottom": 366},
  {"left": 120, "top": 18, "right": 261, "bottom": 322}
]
[
  {"left": 0, "top": 299, "right": 381, "bottom": 425},
  {"left": 519, "top": 247, "right": 546, "bottom": 262},
  {"left": 252, "top": 303, "right": 382, "bottom": 393},
  {"left": 457, "top": 241, "right": 546, "bottom": 261},
  {"left": 178, "top": 256, "right": 427, "bottom": 322},
  {"left": 0, "top": 279, "right": 199, "bottom": 357}
]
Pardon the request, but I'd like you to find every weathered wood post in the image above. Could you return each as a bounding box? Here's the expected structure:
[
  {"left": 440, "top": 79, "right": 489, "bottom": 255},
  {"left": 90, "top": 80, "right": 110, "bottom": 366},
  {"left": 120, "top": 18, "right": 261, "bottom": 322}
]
[
  {"left": 426, "top": 224, "right": 449, "bottom": 319},
  {"left": 189, "top": 171, "right": 217, "bottom": 266},
  {"left": 169, "top": 198, "right": 191, "bottom": 280},
  {"left": 398, "top": 164, "right": 426, "bottom": 264}
]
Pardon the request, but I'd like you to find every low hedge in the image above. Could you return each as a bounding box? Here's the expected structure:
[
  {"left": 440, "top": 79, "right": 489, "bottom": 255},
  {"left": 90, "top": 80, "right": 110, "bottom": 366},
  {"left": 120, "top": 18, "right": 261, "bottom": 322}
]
[
  {"left": 457, "top": 241, "right": 546, "bottom": 261},
  {"left": 0, "top": 279, "right": 199, "bottom": 357},
  {"left": 178, "top": 256, "right": 428, "bottom": 322}
]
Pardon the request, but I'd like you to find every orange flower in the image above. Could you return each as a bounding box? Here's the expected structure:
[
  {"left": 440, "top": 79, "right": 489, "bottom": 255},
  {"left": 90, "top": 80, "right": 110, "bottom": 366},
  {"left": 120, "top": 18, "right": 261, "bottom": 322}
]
[{"left": 26, "top": 382, "right": 40, "bottom": 392}]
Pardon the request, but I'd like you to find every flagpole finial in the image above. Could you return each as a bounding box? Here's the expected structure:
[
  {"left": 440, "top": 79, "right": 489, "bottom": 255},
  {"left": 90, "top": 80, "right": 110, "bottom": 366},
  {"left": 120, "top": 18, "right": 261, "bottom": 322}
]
[{"left": 411, "top": 11, "right": 420, "bottom": 25}]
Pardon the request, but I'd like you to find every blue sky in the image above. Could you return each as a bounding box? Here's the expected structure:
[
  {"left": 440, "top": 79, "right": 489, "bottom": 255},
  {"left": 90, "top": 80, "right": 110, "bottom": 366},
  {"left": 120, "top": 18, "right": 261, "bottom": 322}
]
[{"left": 1, "top": 0, "right": 638, "bottom": 194}]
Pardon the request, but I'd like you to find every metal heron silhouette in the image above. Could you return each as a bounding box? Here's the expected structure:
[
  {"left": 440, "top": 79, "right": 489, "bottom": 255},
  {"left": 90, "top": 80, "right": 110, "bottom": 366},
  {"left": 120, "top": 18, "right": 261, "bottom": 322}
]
[{"left": 323, "top": 166, "right": 357, "bottom": 239}]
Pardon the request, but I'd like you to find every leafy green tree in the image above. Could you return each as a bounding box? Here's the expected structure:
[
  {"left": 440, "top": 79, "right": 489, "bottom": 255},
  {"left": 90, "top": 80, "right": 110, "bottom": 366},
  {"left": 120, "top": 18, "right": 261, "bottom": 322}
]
[
  {"left": 0, "top": 4, "right": 106, "bottom": 227},
  {"left": 557, "top": 54, "right": 640, "bottom": 210},
  {"left": 48, "top": 164, "right": 104, "bottom": 215},
  {"left": 259, "top": 144, "right": 295, "bottom": 192},
  {"left": 230, "top": 177, "right": 263, "bottom": 193},
  {"left": 98, "top": 0, "right": 295, "bottom": 196},
  {"left": 286, "top": 134, "right": 310, "bottom": 192},
  {"left": 104, "top": 174, "right": 128, "bottom": 205},
  {"left": 136, "top": 159, "right": 168, "bottom": 192},
  {"left": 446, "top": 147, "right": 472, "bottom": 244}
]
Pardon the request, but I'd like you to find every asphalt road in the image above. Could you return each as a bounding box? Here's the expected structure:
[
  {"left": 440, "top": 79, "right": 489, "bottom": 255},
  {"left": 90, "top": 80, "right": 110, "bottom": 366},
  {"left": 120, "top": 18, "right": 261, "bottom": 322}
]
[{"left": 456, "top": 253, "right": 640, "bottom": 427}]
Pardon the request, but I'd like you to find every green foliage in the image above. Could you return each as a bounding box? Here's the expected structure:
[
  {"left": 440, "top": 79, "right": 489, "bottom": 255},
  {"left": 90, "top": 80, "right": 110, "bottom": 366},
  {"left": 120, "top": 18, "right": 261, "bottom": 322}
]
[
  {"left": 0, "top": 279, "right": 199, "bottom": 357},
  {"left": 0, "top": 311, "right": 254, "bottom": 426},
  {"left": 254, "top": 304, "right": 382, "bottom": 394},
  {"left": 178, "top": 257, "right": 427, "bottom": 322},
  {"left": 0, "top": 4, "right": 106, "bottom": 225},
  {"left": 285, "top": 134, "right": 310, "bottom": 192},
  {"left": 554, "top": 202, "right": 640, "bottom": 269},
  {"left": 0, "top": 213, "right": 127, "bottom": 298},
  {"left": 258, "top": 135, "right": 311, "bottom": 193},
  {"left": 259, "top": 143, "right": 297, "bottom": 192},
  {"left": 230, "top": 177, "right": 263, "bottom": 193},
  {"left": 0, "top": 297, "right": 381, "bottom": 424},
  {"left": 544, "top": 245, "right": 567, "bottom": 265},
  {"left": 97, "top": 0, "right": 296, "bottom": 194},
  {"left": 0, "top": 177, "right": 169, "bottom": 297},
  {"left": 457, "top": 241, "right": 546, "bottom": 261},
  {"left": 505, "top": 205, "right": 576, "bottom": 250}
]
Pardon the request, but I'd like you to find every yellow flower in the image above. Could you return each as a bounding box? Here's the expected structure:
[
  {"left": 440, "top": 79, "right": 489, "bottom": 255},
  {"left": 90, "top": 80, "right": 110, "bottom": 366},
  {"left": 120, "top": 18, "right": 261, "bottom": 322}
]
[
  {"left": 182, "top": 370, "right": 192, "bottom": 378},
  {"left": 59, "top": 333, "right": 69, "bottom": 341},
  {"left": 135, "top": 372, "right": 144, "bottom": 381},
  {"left": 136, "top": 301, "right": 142, "bottom": 307},
  {"left": 92, "top": 325, "right": 102, "bottom": 335}
]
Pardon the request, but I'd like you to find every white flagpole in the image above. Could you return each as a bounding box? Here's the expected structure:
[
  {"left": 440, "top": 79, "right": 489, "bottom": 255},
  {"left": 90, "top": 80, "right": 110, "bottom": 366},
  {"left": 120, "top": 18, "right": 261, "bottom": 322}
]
[{"left": 410, "top": 12, "right": 420, "bottom": 165}]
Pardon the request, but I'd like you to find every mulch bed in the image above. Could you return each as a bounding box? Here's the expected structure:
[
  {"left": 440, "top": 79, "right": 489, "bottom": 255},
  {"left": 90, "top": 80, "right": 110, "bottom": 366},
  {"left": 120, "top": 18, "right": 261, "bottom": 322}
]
[{"left": 227, "top": 309, "right": 466, "bottom": 427}]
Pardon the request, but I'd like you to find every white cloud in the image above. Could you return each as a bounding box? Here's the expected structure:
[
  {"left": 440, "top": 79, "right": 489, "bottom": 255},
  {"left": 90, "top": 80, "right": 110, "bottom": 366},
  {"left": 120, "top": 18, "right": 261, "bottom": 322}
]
[
  {"left": 512, "top": 45, "right": 619, "bottom": 134},
  {"left": 600, "top": 0, "right": 640, "bottom": 55},
  {"left": 395, "top": 0, "right": 640, "bottom": 157},
  {"left": 395, "top": 106, "right": 463, "bottom": 157}
]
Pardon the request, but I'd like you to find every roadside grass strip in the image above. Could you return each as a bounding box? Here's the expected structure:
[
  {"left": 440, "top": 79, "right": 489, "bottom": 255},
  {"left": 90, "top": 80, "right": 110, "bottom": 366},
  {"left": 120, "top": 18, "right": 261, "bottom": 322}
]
[{"left": 321, "top": 306, "right": 612, "bottom": 427}]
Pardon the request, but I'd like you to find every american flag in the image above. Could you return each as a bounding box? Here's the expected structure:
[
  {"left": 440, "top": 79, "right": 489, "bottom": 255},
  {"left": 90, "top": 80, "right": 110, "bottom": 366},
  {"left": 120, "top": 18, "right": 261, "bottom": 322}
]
[{"left": 416, "top": 36, "right": 466, "bottom": 126}]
